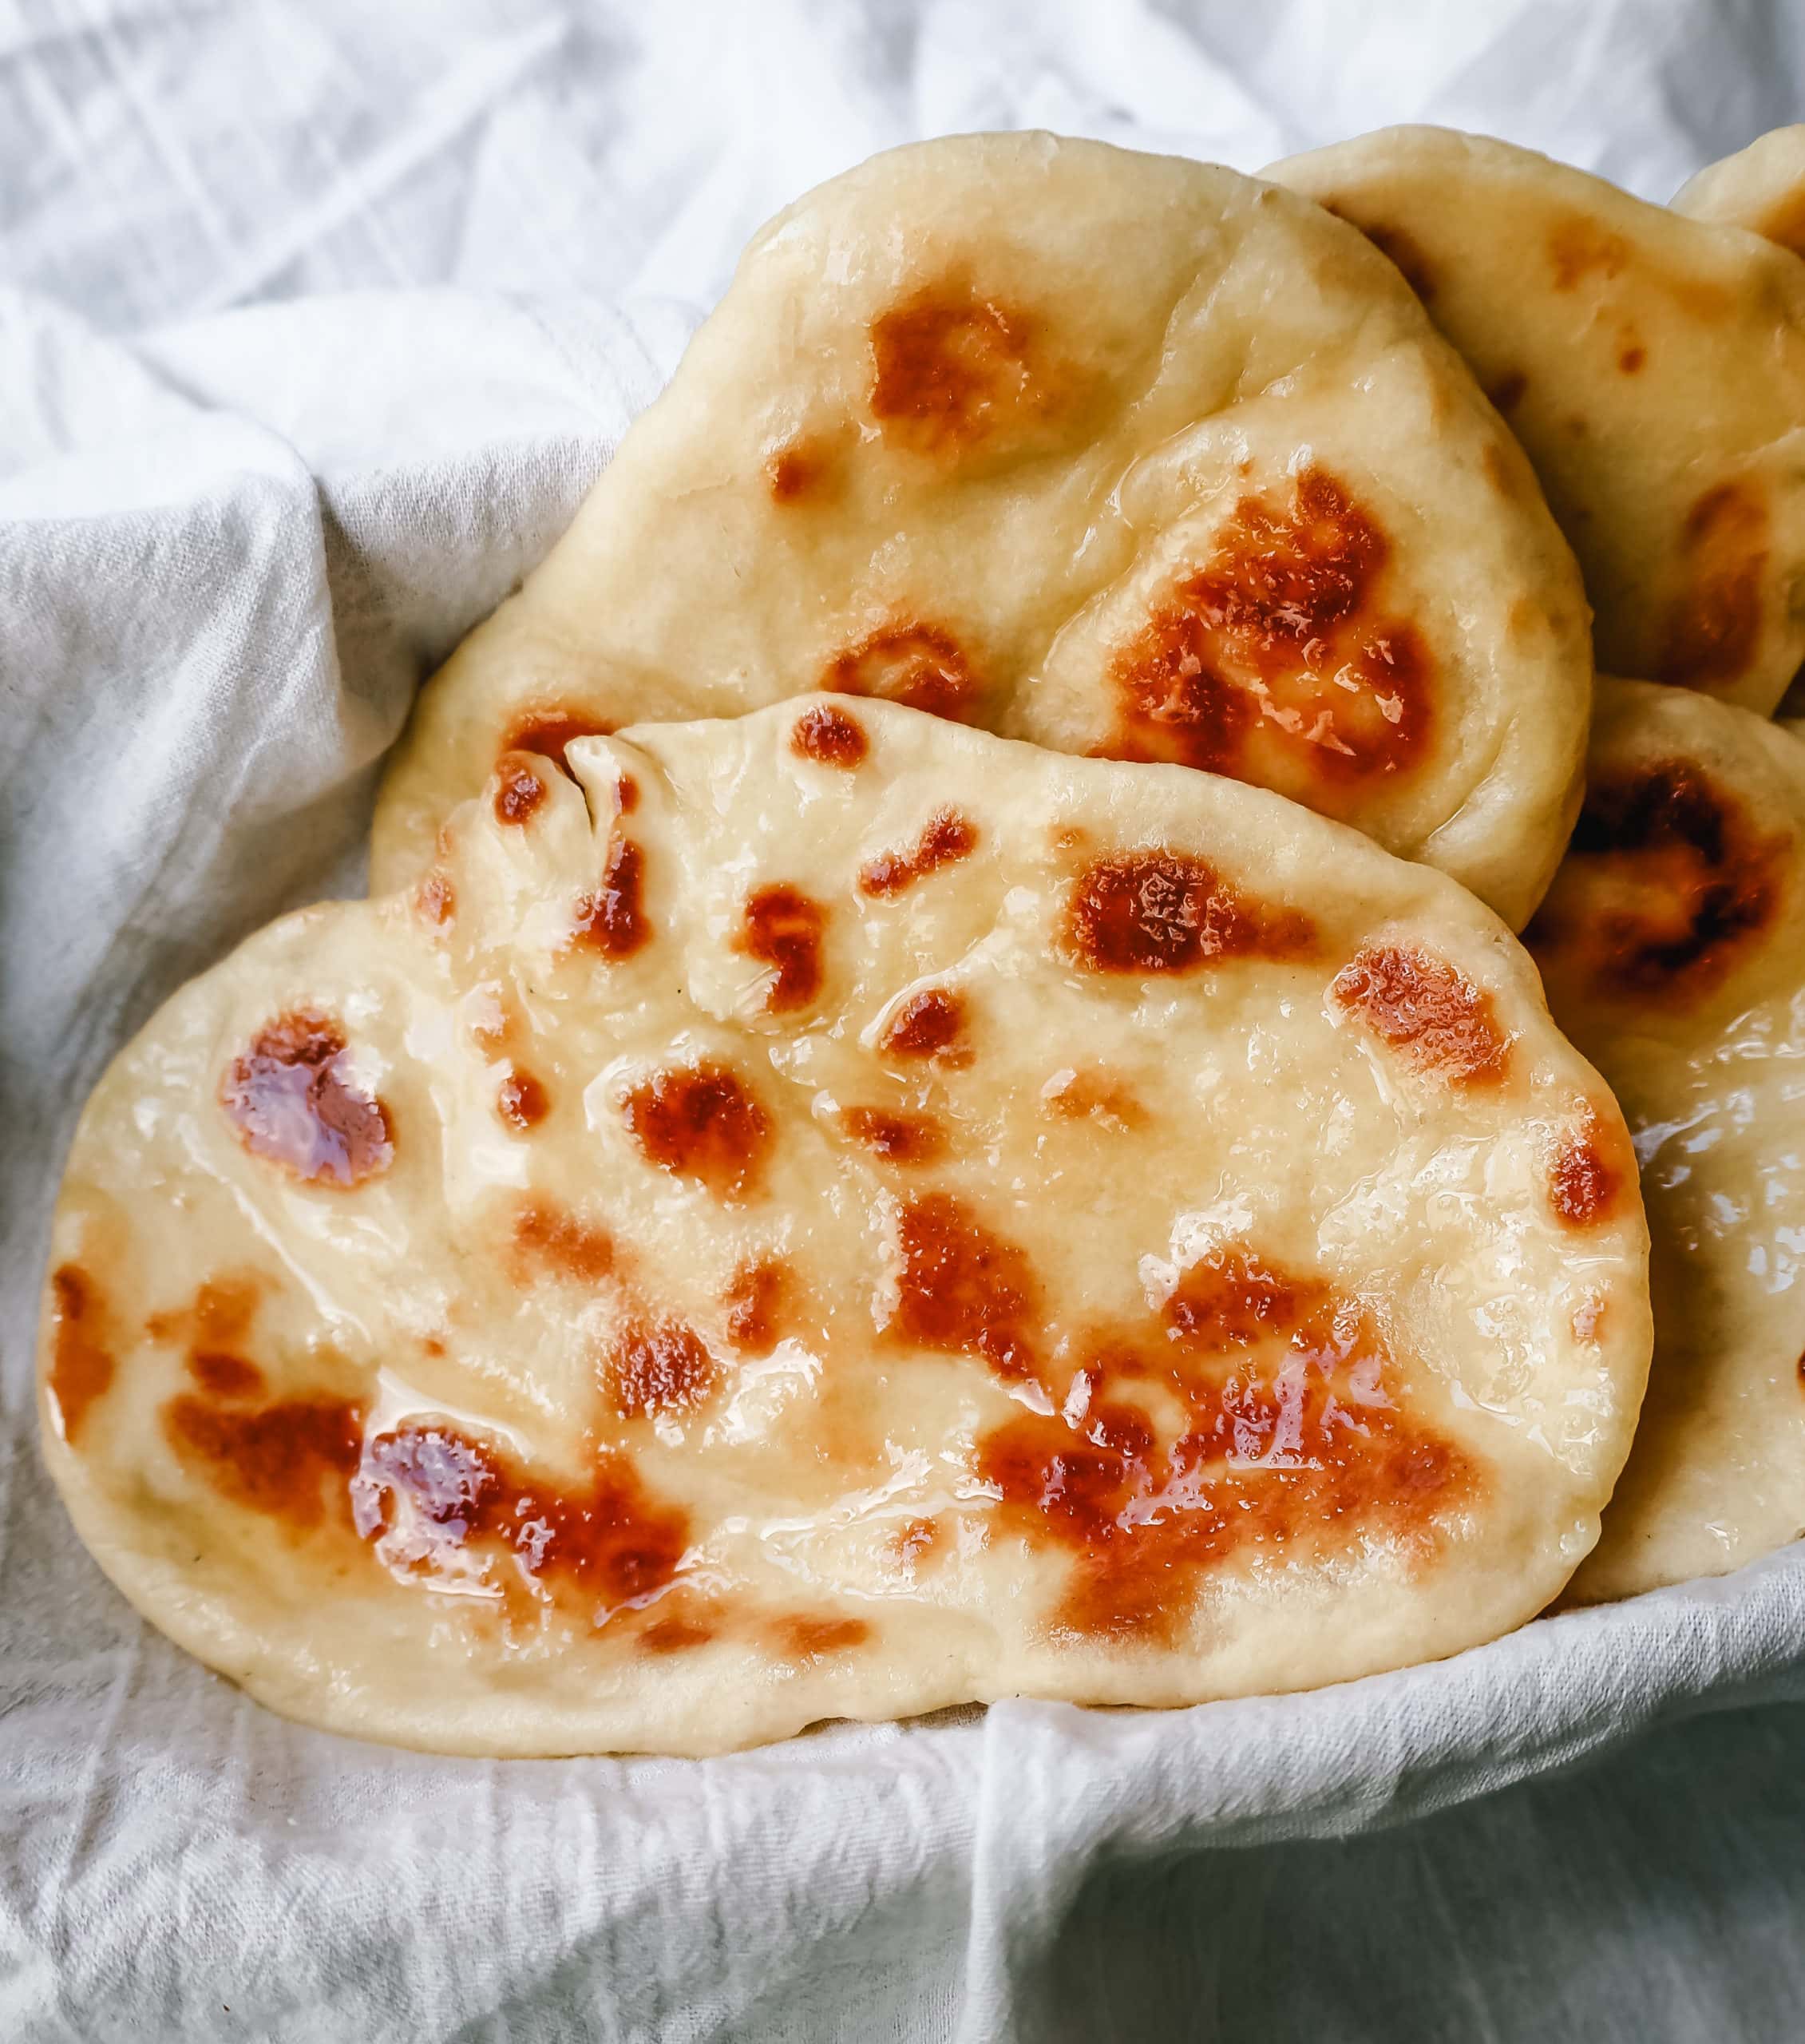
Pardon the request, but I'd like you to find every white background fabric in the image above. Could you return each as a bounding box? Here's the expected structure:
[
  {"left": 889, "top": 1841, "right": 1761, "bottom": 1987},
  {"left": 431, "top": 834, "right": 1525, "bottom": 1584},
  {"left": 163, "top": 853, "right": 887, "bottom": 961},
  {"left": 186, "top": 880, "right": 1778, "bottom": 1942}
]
[{"left": 4, "top": 3, "right": 1805, "bottom": 2038}]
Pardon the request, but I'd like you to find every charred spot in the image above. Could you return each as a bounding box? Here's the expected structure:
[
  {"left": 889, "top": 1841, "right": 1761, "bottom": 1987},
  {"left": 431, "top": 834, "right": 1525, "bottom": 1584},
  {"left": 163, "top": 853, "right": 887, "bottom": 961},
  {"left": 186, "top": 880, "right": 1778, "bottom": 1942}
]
[
  {"left": 840, "top": 1105, "right": 948, "bottom": 1164},
  {"left": 609, "top": 1317, "right": 718, "bottom": 1420},
  {"left": 738, "top": 884, "right": 826, "bottom": 1014},
  {"left": 869, "top": 284, "right": 1043, "bottom": 458},
  {"left": 616, "top": 775, "right": 639, "bottom": 815},
  {"left": 893, "top": 1191, "right": 1040, "bottom": 1379},
  {"left": 1163, "top": 1246, "right": 1320, "bottom": 1351},
  {"left": 877, "top": 986, "right": 972, "bottom": 1064},
  {"left": 1065, "top": 850, "right": 1315, "bottom": 976},
  {"left": 352, "top": 1423, "right": 688, "bottom": 1611},
  {"left": 493, "top": 755, "right": 548, "bottom": 826},
  {"left": 220, "top": 1012, "right": 394, "bottom": 1187},
  {"left": 724, "top": 1256, "right": 790, "bottom": 1356},
  {"left": 621, "top": 1063, "right": 772, "bottom": 1201},
  {"left": 166, "top": 1392, "right": 363, "bottom": 1531},
  {"left": 823, "top": 620, "right": 977, "bottom": 722},
  {"left": 1659, "top": 481, "right": 1768, "bottom": 691},
  {"left": 1548, "top": 217, "right": 1630, "bottom": 291},
  {"left": 1486, "top": 370, "right": 1529, "bottom": 413},
  {"left": 1550, "top": 1108, "right": 1629, "bottom": 1228},
  {"left": 776, "top": 1614, "right": 873, "bottom": 1658},
  {"left": 501, "top": 708, "right": 614, "bottom": 778},
  {"left": 1332, "top": 945, "right": 1513, "bottom": 1086},
  {"left": 765, "top": 436, "right": 833, "bottom": 504},
  {"left": 572, "top": 837, "right": 651, "bottom": 960},
  {"left": 791, "top": 703, "right": 869, "bottom": 768},
  {"left": 1618, "top": 341, "right": 1647, "bottom": 374},
  {"left": 416, "top": 871, "right": 455, "bottom": 927},
  {"left": 1530, "top": 759, "right": 1787, "bottom": 1003},
  {"left": 859, "top": 809, "right": 978, "bottom": 897},
  {"left": 513, "top": 1199, "right": 616, "bottom": 1285},
  {"left": 188, "top": 1351, "right": 267, "bottom": 1400},
  {"left": 497, "top": 1070, "right": 549, "bottom": 1131},
  {"left": 1040, "top": 1068, "right": 1145, "bottom": 1129},
  {"left": 1102, "top": 468, "right": 1433, "bottom": 797},
  {"left": 976, "top": 1258, "right": 1475, "bottom": 1642},
  {"left": 46, "top": 1264, "right": 114, "bottom": 1447},
  {"left": 640, "top": 1612, "right": 715, "bottom": 1654}
]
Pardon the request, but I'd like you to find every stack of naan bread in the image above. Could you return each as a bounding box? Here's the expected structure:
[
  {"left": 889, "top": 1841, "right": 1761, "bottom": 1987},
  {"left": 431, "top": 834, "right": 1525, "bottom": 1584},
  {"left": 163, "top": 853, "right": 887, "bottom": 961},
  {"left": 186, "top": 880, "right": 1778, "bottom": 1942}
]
[{"left": 38, "top": 127, "right": 1805, "bottom": 1757}]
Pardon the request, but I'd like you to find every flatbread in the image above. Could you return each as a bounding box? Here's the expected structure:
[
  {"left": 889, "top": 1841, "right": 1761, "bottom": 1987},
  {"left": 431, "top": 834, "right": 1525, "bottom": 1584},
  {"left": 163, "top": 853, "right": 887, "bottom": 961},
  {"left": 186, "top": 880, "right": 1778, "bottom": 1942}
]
[
  {"left": 1269, "top": 127, "right": 1805, "bottom": 715},
  {"left": 42, "top": 698, "right": 1649, "bottom": 1756},
  {"left": 1526, "top": 679, "right": 1805, "bottom": 1602},
  {"left": 370, "top": 132, "right": 1591, "bottom": 931},
  {"left": 1675, "top": 126, "right": 1805, "bottom": 259}
]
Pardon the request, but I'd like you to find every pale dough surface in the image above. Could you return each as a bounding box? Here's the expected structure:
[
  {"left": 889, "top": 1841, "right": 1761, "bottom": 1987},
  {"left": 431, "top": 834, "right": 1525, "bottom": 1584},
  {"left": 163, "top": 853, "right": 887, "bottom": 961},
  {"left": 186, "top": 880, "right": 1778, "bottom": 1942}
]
[
  {"left": 370, "top": 132, "right": 1591, "bottom": 931},
  {"left": 43, "top": 699, "right": 1649, "bottom": 1755},
  {"left": 1674, "top": 125, "right": 1805, "bottom": 259}
]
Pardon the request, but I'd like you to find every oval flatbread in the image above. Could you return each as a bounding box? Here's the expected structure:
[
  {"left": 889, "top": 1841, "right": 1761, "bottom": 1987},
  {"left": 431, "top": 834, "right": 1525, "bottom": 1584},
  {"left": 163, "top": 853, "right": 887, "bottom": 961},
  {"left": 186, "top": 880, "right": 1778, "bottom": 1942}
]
[
  {"left": 1674, "top": 125, "right": 1805, "bottom": 260},
  {"left": 43, "top": 698, "right": 1649, "bottom": 1755},
  {"left": 1269, "top": 126, "right": 1805, "bottom": 715},
  {"left": 370, "top": 133, "right": 1591, "bottom": 931},
  {"left": 1526, "top": 679, "right": 1805, "bottom": 1601}
]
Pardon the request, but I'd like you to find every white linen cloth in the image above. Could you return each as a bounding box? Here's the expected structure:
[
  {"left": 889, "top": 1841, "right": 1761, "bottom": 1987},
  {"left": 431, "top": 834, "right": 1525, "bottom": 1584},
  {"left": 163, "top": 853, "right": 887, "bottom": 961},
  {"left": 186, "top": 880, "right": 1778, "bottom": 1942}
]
[{"left": 4, "top": 3, "right": 1805, "bottom": 2038}]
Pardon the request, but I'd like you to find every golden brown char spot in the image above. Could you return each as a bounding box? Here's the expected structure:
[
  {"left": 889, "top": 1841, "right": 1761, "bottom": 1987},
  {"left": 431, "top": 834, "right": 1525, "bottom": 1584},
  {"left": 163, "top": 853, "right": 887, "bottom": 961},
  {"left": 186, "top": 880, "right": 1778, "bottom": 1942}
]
[
  {"left": 608, "top": 1317, "right": 718, "bottom": 1420},
  {"left": 840, "top": 1105, "right": 948, "bottom": 1164},
  {"left": 353, "top": 1424, "right": 688, "bottom": 1610},
  {"left": 621, "top": 1063, "right": 773, "bottom": 1202},
  {"left": 1332, "top": 945, "right": 1512, "bottom": 1086},
  {"left": 640, "top": 1612, "right": 716, "bottom": 1654},
  {"left": 859, "top": 809, "right": 979, "bottom": 897},
  {"left": 188, "top": 1351, "right": 267, "bottom": 1399},
  {"left": 894, "top": 1191, "right": 1040, "bottom": 1380},
  {"left": 976, "top": 1246, "right": 1477, "bottom": 1642},
  {"left": 1527, "top": 759, "right": 1788, "bottom": 1004},
  {"left": 497, "top": 1070, "right": 549, "bottom": 1131},
  {"left": 1659, "top": 481, "right": 1768, "bottom": 691},
  {"left": 220, "top": 1012, "right": 394, "bottom": 1187},
  {"left": 1548, "top": 216, "right": 1630, "bottom": 290},
  {"left": 1550, "top": 1107, "right": 1629, "bottom": 1228},
  {"left": 765, "top": 436, "right": 833, "bottom": 504},
  {"left": 869, "top": 283, "right": 1047, "bottom": 459},
  {"left": 616, "top": 774, "right": 639, "bottom": 816},
  {"left": 416, "top": 871, "right": 455, "bottom": 927},
  {"left": 1100, "top": 467, "right": 1433, "bottom": 801},
  {"left": 46, "top": 1265, "right": 114, "bottom": 1446},
  {"left": 1617, "top": 340, "right": 1647, "bottom": 374},
  {"left": 1041, "top": 1068, "right": 1145, "bottom": 1130},
  {"left": 572, "top": 838, "right": 650, "bottom": 959},
  {"left": 878, "top": 987, "right": 972, "bottom": 1064},
  {"left": 501, "top": 707, "right": 614, "bottom": 778},
  {"left": 790, "top": 703, "right": 868, "bottom": 768},
  {"left": 724, "top": 1256, "right": 791, "bottom": 1356},
  {"left": 823, "top": 620, "right": 977, "bottom": 722},
  {"left": 1065, "top": 851, "right": 1315, "bottom": 976},
  {"left": 513, "top": 1199, "right": 616, "bottom": 1285},
  {"left": 493, "top": 755, "right": 548, "bottom": 826},
  {"left": 775, "top": 1614, "right": 873, "bottom": 1658},
  {"left": 738, "top": 885, "right": 826, "bottom": 1014},
  {"left": 166, "top": 1392, "right": 363, "bottom": 1531}
]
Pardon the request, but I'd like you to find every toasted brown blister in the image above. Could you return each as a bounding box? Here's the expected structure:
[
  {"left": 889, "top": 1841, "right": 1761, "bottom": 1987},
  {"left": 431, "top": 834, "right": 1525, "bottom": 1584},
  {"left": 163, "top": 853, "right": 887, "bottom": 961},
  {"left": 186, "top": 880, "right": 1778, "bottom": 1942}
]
[
  {"left": 42, "top": 701, "right": 1649, "bottom": 1756},
  {"left": 1528, "top": 680, "right": 1805, "bottom": 1601},
  {"left": 372, "top": 133, "right": 1591, "bottom": 929},
  {"left": 1270, "top": 127, "right": 1805, "bottom": 715}
]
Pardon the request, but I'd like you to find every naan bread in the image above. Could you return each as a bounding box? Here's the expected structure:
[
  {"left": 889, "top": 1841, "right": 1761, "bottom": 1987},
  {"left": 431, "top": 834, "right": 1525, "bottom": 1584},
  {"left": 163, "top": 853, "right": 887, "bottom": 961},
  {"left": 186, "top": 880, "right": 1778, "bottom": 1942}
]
[
  {"left": 42, "top": 699, "right": 1649, "bottom": 1756},
  {"left": 1675, "top": 126, "right": 1805, "bottom": 260},
  {"left": 1526, "top": 679, "right": 1805, "bottom": 1602},
  {"left": 370, "top": 133, "right": 1591, "bottom": 932},
  {"left": 1269, "top": 127, "right": 1805, "bottom": 714}
]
